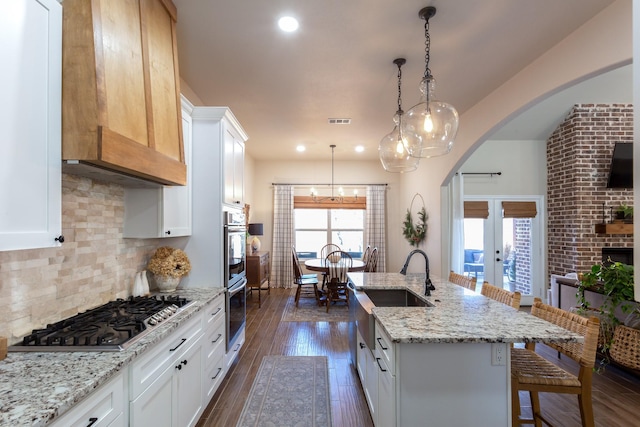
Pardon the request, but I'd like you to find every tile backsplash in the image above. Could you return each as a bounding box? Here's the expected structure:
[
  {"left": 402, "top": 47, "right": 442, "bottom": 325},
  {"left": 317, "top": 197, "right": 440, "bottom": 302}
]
[{"left": 0, "top": 174, "right": 176, "bottom": 344}]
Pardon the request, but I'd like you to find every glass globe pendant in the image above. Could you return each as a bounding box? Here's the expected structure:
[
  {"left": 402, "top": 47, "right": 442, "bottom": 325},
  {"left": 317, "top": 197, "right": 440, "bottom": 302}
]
[
  {"left": 402, "top": 6, "right": 459, "bottom": 158},
  {"left": 379, "top": 58, "right": 419, "bottom": 173}
]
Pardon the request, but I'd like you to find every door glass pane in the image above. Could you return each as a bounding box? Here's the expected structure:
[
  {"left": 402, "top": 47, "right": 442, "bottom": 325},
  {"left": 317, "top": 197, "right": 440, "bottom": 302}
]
[
  {"left": 505, "top": 217, "right": 533, "bottom": 296},
  {"left": 463, "top": 218, "right": 485, "bottom": 283}
]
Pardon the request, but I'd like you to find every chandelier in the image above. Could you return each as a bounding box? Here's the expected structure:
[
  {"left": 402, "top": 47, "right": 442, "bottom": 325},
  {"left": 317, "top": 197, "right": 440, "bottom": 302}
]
[
  {"left": 379, "top": 57, "right": 419, "bottom": 173},
  {"left": 310, "top": 145, "right": 359, "bottom": 203},
  {"left": 402, "top": 6, "right": 459, "bottom": 158}
]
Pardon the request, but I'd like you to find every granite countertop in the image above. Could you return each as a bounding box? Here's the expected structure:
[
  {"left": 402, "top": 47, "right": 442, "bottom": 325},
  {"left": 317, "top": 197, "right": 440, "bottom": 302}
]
[
  {"left": 348, "top": 272, "right": 583, "bottom": 345},
  {"left": 0, "top": 287, "right": 224, "bottom": 427}
]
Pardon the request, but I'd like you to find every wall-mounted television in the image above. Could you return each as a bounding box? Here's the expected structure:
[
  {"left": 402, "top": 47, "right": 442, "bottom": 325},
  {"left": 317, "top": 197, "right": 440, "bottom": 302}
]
[{"left": 606, "top": 142, "right": 633, "bottom": 189}]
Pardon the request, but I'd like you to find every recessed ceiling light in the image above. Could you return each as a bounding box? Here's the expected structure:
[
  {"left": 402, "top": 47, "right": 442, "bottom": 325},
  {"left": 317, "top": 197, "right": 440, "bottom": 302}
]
[
  {"left": 296, "top": 145, "right": 306, "bottom": 152},
  {"left": 278, "top": 16, "right": 299, "bottom": 32},
  {"left": 355, "top": 146, "right": 365, "bottom": 153}
]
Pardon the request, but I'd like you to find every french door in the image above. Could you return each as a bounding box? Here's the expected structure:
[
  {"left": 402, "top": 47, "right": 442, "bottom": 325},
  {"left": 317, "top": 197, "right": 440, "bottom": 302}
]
[{"left": 463, "top": 197, "right": 544, "bottom": 306}]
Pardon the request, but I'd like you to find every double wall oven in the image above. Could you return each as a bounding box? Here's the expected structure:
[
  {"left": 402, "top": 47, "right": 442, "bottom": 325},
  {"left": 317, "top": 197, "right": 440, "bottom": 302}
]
[{"left": 224, "top": 209, "right": 247, "bottom": 353}]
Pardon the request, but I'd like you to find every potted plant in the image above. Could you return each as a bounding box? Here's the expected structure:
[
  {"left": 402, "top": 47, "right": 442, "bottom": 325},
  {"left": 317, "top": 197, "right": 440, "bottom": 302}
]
[
  {"left": 614, "top": 204, "right": 633, "bottom": 223},
  {"left": 578, "top": 260, "right": 635, "bottom": 369},
  {"left": 147, "top": 246, "right": 192, "bottom": 292}
]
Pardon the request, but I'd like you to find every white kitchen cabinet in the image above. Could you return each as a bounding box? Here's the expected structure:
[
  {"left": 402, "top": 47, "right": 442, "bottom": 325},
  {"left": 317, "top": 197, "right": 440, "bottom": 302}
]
[
  {"left": 363, "top": 337, "right": 378, "bottom": 425},
  {"left": 50, "top": 371, "right": 127, "bottom": 427},
  {"left": 368, "top": 319, "right": 509, "bottom": 426},
  {"left": 0, "top": 0, "right": 62, "bottom": 252},
  {"left": 224, "top": 129, "right": 245, "bottom": 206},
  {"left": 129, "top": 313, "right": 204, "bottom": 427},
  {"left": 123, "top": 96, "right": 193, "bottom": 238},
  {"left": 184, "top": 107, "right": 248, "bottom": 288},
  {"left": 202, "top": 295, "right": 226, "bottom": 402}
]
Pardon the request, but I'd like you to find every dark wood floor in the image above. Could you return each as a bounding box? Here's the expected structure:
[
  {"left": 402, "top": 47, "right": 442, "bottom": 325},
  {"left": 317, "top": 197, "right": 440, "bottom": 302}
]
[{"left": 196, "top": 287, "right": 640, "bottom": 427}]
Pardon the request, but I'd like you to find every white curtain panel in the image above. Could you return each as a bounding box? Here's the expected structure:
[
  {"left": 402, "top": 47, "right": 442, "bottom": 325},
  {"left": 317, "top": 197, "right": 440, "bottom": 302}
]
[
  {"left": 366, "top": 185, "right": 387, "bottom": 272},
  {"left": 450, "top": 173, "right": 465, "bottom": 274},
  {"left": 272, "top": 185, "right": 294, "bottom": 288}
]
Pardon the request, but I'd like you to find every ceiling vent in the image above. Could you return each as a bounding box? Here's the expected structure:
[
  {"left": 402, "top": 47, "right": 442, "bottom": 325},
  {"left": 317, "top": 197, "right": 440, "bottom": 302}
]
[{"left": 328, "top": 118, "right": 351, "bottom": 125}]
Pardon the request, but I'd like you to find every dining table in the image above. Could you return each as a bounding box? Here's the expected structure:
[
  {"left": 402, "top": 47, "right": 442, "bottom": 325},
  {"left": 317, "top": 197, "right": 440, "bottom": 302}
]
[{"left": 304, "top": 258, "right": 366, "bottom": 273}]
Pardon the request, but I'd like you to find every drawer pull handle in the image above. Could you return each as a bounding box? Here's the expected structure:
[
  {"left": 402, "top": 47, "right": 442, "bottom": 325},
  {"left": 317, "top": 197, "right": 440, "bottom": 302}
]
[
  {"left": 170, "top": 338, "right": 187, "bottom": 352},
  {"left": 87, "top": 417, "right": 98, "bottom": 427},
  {"left": 211, "top": 307, "right": 222, "bottom": 316},
  {"left": 212, "top": 367, "right": 222, "bottom": 380},
  {"left": 376, "top": 357, "right": 388, "bottom": 372},
  {"left": 376, "top": 337, "right": 388, "bottom": 350},
  {"left": 234, "top": 343, "right": 240, "bottom": 352},
  {"left": 212, "top": 333, "right": 222, "bottom": 343}
]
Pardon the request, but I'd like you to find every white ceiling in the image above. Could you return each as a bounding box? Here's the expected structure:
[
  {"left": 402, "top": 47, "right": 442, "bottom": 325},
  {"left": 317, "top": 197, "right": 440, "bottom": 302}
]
[{"left": 173, "top": 0, "right": 627, "bottom": 161}]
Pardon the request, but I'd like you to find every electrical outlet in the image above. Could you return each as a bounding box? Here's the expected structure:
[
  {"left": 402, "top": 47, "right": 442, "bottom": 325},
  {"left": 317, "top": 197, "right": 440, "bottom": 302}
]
[{"left": 491, "top": 343, "right": 507, "bottom": 366}]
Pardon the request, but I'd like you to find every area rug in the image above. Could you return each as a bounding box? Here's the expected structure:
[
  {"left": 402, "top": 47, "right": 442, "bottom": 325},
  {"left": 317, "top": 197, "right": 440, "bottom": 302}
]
[
  {"left": 236, "top": 356, "right": 332, "bottom": 427},
  {"left": 281, "top": 289, "right": 349, "bottom": 322}
]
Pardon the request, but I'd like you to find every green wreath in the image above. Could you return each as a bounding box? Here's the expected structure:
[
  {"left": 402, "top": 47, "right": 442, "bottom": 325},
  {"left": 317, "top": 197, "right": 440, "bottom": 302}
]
[{"left": 403, "top": 206, "right": 427, "bottom": 247}]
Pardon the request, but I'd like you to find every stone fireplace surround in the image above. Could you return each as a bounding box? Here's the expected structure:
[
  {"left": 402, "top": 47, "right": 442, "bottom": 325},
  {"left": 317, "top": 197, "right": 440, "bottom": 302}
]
[{"left": 547, "top": 104, "right": 634, "bottom": 280}]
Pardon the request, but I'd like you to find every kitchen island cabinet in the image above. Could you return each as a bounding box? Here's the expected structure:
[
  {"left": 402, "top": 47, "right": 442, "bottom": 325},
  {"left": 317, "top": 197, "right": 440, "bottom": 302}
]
[
  {"left": 349, "top": 273, "right": 582, "bottom": 426},
  {"left": 61, "top": 0, "right": 186, "bottom": 186},
  {"left": 1, "top": 0, "right": 62, "bottom": 252}
]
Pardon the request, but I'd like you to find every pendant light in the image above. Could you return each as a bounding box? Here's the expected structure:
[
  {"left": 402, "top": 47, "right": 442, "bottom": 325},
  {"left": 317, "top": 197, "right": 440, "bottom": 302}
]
[
  {"left": 403, "top": 6, "right": 459, "bottom": 158},
  {"left": 379, "top": 58, "right": 420, "bottom": 173}
]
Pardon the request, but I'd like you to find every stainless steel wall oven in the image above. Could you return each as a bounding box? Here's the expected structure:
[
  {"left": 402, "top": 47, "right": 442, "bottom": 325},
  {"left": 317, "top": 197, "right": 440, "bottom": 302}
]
[{"left": 224, "top": 210, "right": 247, "bottom": 352}]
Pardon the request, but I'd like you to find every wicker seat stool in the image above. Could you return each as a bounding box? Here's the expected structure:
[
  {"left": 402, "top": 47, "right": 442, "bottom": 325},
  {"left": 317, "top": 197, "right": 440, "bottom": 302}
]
[{"left": 511, "top": 298, "right": 600, "bottom": 427}]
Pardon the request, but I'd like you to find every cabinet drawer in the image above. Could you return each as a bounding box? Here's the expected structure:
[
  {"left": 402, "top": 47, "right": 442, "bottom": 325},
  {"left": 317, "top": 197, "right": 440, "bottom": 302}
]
[
  {"left": 130, "top": 313, "right": 203, "bottom": 399},
  {"left": 204, "top": 313, "right": 225, "bottom": 369},
  {"left": 204, "top": 294, "right": 225, "bottom": 329},
  {"left": 51, "top": 372, "right": 125, "bottom": 427},
  {"left": 375, "top": 323, "right": 395, "bottom": 376},
  {"left": 204, "top": 351, "right": 225, "bottom": 402}
]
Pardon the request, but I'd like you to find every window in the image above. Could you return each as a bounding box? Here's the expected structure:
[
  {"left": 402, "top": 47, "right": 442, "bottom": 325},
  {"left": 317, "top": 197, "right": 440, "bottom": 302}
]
[{"left": 294, "top": 209, "right": 364, "bottom": 259}]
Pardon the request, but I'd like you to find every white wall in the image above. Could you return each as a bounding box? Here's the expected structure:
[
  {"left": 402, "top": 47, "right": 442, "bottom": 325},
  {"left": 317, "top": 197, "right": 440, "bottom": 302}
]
[{"left": 460, "top": 140, "right": 547, "bottom": 196}]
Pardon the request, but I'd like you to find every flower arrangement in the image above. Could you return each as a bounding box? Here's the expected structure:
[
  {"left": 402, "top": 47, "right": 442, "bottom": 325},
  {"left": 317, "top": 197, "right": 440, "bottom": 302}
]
[{"left": 147, "top": 247, "right": 191, "bottom": 279}]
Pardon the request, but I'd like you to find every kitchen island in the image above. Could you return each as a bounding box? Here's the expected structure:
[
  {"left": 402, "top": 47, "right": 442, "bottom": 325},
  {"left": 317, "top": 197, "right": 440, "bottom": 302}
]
[
  {"left": 0, "top": 288, "right": 225, "bottom": 427},
  {"left": 348, "top": 272, "right": 582, "bottom": 426}
]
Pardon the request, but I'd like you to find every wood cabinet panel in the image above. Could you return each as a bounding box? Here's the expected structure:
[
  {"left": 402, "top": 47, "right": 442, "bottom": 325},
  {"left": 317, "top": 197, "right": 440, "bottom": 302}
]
[{"left": 62, "top": 0, "right": 186, "bottom": 186}]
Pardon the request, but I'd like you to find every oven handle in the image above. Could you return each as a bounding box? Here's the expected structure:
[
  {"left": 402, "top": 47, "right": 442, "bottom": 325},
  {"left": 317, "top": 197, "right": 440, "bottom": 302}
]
[{"left": 228, "top": 278, "right": 247, "bottom": 296}]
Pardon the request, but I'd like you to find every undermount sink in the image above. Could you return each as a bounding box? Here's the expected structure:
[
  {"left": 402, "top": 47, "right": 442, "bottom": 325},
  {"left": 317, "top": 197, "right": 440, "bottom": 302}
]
[{"left": 363, "top": 289, "right": 433, "bottom": 308}]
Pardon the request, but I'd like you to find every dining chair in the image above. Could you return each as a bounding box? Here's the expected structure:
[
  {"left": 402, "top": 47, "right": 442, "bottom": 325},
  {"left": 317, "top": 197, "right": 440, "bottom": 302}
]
[
  {"left": 480, "top": 281, "right": 521, "bottom": 309},
  {"left": 511, "top": 298, "right": 600, "bottom": 427},
  {"left": 292, "top": 247, "right": 320, "bottom": 306},
  {"left": 319, "top": 243, "right": 341, "bottom": 288},
  {"left": 364, "top": 247, "right": 378, "bottom": 272},
  {"left": 324, "top": 250, "right": 352, "bottom": 312},
  {"left": 448, "top": 270, "right": 477, "bottom": 292},
  {"left": 361, "top": 245, "right": 371, "bottom": 264}
]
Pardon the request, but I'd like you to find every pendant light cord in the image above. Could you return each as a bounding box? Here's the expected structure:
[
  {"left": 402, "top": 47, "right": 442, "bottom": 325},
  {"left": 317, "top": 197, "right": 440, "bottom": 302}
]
[{"left": 423, "top": 13, "right": 432, "bottom": 79}]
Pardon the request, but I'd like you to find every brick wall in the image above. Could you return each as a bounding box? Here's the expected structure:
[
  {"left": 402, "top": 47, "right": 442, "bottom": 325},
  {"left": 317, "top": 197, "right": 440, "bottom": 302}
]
[
  {"left": 0, "top": 174, "right": 176, "bottom": 344},
  {"left": 547, "top": 104, "right": 634, "bottom": 278}
]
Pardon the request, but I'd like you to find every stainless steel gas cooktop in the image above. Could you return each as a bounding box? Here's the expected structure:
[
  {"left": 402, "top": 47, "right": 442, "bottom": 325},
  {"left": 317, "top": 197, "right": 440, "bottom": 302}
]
[{"left": 8, "top": 295, "right": 193, "bottom": 352}]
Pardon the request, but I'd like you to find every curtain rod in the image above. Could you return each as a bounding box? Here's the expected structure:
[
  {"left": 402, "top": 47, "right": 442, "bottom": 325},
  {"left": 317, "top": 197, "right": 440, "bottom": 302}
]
[
  {"left": 456, "top": 172, "right": 502, "bottom": 176},
  {"left": 271, "top": 183, "right": 388, "bottom": 186}
]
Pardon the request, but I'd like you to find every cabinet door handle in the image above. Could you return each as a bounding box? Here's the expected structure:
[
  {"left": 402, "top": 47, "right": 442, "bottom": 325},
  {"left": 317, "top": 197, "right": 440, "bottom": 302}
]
[
  {"left": 376, "top": 337, "right": 388, "bottom": 350},
  {"left": 55, "top": 235, "right": 65, "bottom": 243},
  {"left": 87, "top": 417, "right": 98, "bottom": 427},
  {"left": 359, "top": 342, "right": 365, "bottom": 349},
  {"left": 182, "top": 359, "right": 188, "bottom": 366},
  {"left": 376, "top": 357, "right": 388, "bottom": 372},
  {"left": 212, "top": 333, "right": 222, "bottom": 343},
  {"left": 175, "top": 364, "right": 182, "bottom": 370},
  {"left": 211, "top": 307, "right": 222, "bottom": 316},
  {"left": 170, "top": 338, "right": 187, "bottom": 352},
  {"left": 165, "top": 230, "right": 171, "bottom": 235},
  {"left": 212, "top": 367, "right": 222, "bottom": 380}
]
